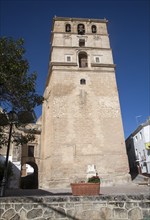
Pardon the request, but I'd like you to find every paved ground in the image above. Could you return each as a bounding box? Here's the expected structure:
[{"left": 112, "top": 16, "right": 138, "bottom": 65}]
[{"left": 3, "top": 183, "right": 150, "bottom": 197}]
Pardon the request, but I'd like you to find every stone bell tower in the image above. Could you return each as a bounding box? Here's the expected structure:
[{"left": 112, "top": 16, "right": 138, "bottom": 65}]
[{"left": 39, "top": 17, "right": 130, "bottom": 188}]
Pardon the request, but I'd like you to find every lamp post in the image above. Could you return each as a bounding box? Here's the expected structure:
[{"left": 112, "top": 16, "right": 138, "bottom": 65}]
[
  {"left": 0, "top": 111, "right": 18, "bottom": 197},
  {"left": 0, "top": 110, "right": 36, "bottom": 197}
]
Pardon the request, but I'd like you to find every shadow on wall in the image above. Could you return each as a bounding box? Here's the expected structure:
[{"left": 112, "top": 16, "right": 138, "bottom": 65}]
[
  {"left": 20, "top": 161, "right": 38, "bottom": 189},
  {"left": 0, "top": 155, "right": 21, "bottom": 188}
]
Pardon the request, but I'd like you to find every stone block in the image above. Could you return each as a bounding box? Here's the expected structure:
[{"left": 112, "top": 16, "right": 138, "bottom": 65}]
[
  {"left": 15, "top": 204, "right": 22, "bottom": 212},
  {"left": 66, "top": 203, "right": 75, "bottom": 208},
  {"left": 59, "top": 203, "right": 66, "bottom": 208},
  {"left": 2, "top": 208, "right": 16, "bottom": 219},
  {"left": 27, "top": 209, "right": 43, "bottom": 219},
  {"left": 113, "top": 207, "right": 128, "bottom": 219},
  {"left": 128, "top": 194, "right": 145, "bottom": 200},
  {"left": 142, "top": 208, "right": 150, "bottom": 218},
  {"left": 10, "top": 213, "right": 20, "bottom": 220},
  {"left": 23, "top": 204, "right": 35, "bottom": 210},
  {"left": 100, "top": 207, "right": 112, "bottom": 219},
  {"left": 93, "top": 203, "right": 107, "bottom": 210},
  {"left": 66, "top": 209, "right": 75, "bottom": 219},
  {"left": 44, "top": 196, "right": 68, "bottom": 203},
  {"left": 125, "top": 202, "right": 138, "bottom": 209},
  {"left": 0, "top": 208, "right": 4, "bottom": 216},
  {"left": 54, "top": 207, "right": 66, "bottom": 218},
  {"left": 75, "top": 210, "right": 100, "bottom": 220},
  {"left": 82, "top": 203, "right": 93, "bottom": 210},
  {"left": 5, "top": 204, "right": 11, "bottom": 210},
  {"left": 34, "top": 204, "right": 45, "bottom": 209},
  {"left": 20, "top": 209, "right": 27, "bottom": 219},
  {"left": 128, "top": 207, "right": 143, "bottom": 220},
  {"left": 43, "top": 207, "right": 54, "bottom": 218},
  {"left": 69, "top": 196, "right": 81, "bottom": 202},
  {"left": 75, "top": 204, "right": 83, "bottom": 213},
  {"left": 139, "top": 201, "right": 150, "bottom": 209},
  {"left": 109, "top": 201, "right": 125, "bottom": 208}
]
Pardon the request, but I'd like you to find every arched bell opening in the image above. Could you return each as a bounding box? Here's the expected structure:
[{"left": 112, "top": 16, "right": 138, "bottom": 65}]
[{"left": 78, "top": 52, "right": 88, "bottom": 68}]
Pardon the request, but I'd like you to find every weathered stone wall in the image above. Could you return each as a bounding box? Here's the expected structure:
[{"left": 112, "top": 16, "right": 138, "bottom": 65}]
[
  {"left": 39, "top": 17, "right": 130, "bottom": 188},
  {"left": 0, "top": 194, "right": 150, "bottom": 220}
]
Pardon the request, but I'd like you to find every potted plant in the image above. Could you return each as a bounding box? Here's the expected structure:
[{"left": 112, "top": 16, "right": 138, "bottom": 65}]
[{"left": 71, "top": 175, "right": 100, "bottom": 196}]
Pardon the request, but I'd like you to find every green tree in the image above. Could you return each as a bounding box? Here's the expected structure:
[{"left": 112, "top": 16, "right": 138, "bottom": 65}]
[
  {"left": 0, "top": 37, "right": 43, "bottom": 147},
  {"left": 0, "top": 37, "right": 43, "bottom": 111}
]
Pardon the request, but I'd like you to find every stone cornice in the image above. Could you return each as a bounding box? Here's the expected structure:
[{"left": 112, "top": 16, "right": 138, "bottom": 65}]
[
  {"left": 53, "top": 16, "right": 108, "bottom": 23},
  {"left": 51, "top": 62, "right": 115, "bottom": 68},
  {"left": 51, "top": 32, "right": 108, "bottom": 36},
  {"left": 52, "top": 46, "right": 111, "bottom": 50},
  {"left": 91, "top": 63, "right": 116, "bottom": 68},
  {"left": 51, "top": 62, "right": 78, "bottom": 66}
]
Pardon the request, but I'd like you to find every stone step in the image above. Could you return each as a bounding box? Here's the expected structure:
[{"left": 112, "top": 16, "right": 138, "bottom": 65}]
[{"left": 132, "top": 174, "right": 150, "bottom": 185}]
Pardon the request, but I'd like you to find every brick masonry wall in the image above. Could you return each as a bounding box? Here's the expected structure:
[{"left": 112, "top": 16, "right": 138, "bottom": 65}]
[{"left": 0, "top": 194, "right": 150, "bottom": 220}]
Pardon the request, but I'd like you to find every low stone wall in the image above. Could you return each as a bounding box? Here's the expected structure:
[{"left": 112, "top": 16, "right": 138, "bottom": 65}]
[{"left": 0, "top": 194, "right": 150, "bottom": 220}]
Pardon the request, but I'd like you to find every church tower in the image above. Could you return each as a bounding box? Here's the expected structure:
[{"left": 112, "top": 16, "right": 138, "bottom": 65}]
[{"left": 40, "top": 17, "right": 130, "bottom": 188}]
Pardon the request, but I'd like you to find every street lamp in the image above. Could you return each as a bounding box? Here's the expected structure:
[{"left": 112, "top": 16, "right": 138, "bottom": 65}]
[
  {"left": 0, "top": 111, "right": 18, "bottom": 197},
  {"left": 0, "top": 110, "right": 36, "bottom": 197}
]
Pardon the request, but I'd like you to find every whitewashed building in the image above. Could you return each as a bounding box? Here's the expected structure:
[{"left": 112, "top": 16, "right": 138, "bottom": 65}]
[{"left": 126, "top": 118, "right": 150, "bottom": 175}]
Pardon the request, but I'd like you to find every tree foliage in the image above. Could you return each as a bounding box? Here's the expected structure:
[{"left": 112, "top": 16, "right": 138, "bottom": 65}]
[
  {"left": 0, "top": 37, "right": 43, "bottom": 147},
  {"left": 0, "top": 37, "right": 43, "bottom": 111}
]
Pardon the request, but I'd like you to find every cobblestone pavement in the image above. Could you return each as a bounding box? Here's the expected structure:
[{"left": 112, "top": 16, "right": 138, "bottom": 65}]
[{"left": 3, "top": 183, "right": 150, "bottom": 197}]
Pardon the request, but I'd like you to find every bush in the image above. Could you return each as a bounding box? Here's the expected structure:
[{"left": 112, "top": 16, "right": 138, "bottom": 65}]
[{"left": 88, "top": 175, "right": 100, "bottom": 183}]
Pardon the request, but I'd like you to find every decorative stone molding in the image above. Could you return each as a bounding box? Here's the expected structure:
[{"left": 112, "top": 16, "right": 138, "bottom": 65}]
[
  {"left": 63, "top": 34, "right": 72, "bottom": 39},
  {"left": 51, "top": 62, "right": 78, "bottom": 66},
  {"left": 91, "top": 63, "right": 116, "bottom": 68},
  {"left": 93, "top": 35, "right": 101, "bottom": 40}
]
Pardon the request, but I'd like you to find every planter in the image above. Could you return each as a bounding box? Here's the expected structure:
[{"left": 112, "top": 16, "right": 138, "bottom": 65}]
[{"left": 71, "top": 182, "right": 100, "bottom": 196}]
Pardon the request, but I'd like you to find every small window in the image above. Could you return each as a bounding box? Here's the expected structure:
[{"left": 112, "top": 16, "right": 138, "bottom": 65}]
[
  {"left": 92, "top": 25, "right": 97, "bottom": 33},
  {"left": 135, "top": 136, "right": 138, "bottom": 142},
  {"left": 95, "top": 57, "right": 100, "bottom": 63},
  {"left": 67, "top": 56, "right": 71, "bottom": 62},
  {"left": 65, "top": 55, "right": 72, "bottom": 62},
  {"left": 28, "top": 145, "right": 34, "bottom": 157},
  {"left": 66, "top": 24, "right": 71, "bottom": 32},
  {"left": 80, "top": 79, "right": 86, "bottom": 85},
  {"left": 139, "top": 132, "right": 142, "bottom": 139},
  {"left": 78, "top": 24, "right": 85, "bottom": 35},
  {"left": 79, "top": 39, "right": 85, "bottom": 47}
]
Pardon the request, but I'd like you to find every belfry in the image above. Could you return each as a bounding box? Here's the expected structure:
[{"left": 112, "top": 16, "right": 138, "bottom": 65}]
[{"left": 39, "top": 17, "right": 130, "bottom": 188}]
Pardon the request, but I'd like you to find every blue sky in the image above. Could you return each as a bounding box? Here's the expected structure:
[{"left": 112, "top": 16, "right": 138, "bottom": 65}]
[{"left": 0, "top": 0, "right": 149, "bottom": 138}]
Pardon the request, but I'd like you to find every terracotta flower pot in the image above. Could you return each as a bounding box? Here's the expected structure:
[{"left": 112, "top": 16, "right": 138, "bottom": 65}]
[{"left": 71, "top": 182, "right": 100, "bottom": 196}]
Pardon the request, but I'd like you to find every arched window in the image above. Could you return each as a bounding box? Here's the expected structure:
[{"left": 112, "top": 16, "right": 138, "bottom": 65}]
[
  {"left": 77, "top": 24, "right": 85, "bottom": 35},
  {"left": 65, "top": 24, "right": 71, "bottom": 32},
  {"left": 80, "top": 79, "right": 86, "bottom": 85},
  {"left": 78, "top": 52, "right": 88, "bottom": 68},
  {"left": 91, "top": 25, "right": 97, "bottom": 33}
]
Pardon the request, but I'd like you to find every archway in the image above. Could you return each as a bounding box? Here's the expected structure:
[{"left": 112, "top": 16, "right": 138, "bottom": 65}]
[
  {"left": 78, "top": 52, "right": 88, "bottom": 68},
  {"left": 20, "top": 161, "right": 38, "bottom": 189}
]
